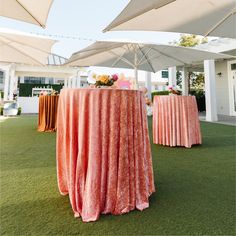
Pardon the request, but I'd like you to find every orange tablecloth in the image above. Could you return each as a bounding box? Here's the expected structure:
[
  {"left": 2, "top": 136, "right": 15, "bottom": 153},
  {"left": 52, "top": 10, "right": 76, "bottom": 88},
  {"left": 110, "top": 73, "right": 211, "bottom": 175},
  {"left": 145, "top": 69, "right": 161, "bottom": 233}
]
[
  {"left": 57, "top": 88, "right": 155, "bottom": 222},
  {"left": 153, "top": 95, "right": 202, "bottom": 148},
  {"left": 38, "top": 95, "right": 59, "bottom": 132}
]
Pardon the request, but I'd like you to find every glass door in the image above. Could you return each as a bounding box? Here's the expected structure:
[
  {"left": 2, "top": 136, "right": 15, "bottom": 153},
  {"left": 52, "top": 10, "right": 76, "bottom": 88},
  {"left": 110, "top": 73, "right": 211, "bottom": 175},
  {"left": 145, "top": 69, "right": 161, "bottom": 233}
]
[{"left": 229, "top": 61, "right": 236, "bottom": 116}]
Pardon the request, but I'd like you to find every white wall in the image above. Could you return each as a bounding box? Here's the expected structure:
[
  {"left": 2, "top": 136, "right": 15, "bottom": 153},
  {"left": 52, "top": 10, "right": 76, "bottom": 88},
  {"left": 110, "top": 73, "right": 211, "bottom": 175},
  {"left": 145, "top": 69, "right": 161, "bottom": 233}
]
[
  {"left": 18, "top": 97, "right": 39, "bottom": 114},
  {"left": 215, "top": 61, "right": 230, "bottom": 115}
]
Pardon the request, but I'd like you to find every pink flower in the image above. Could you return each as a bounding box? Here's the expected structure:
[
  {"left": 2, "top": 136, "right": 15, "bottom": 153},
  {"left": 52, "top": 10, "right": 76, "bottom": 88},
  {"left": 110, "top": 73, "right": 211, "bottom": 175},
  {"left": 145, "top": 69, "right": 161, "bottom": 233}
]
[
  {"left": 112, "top": 74, "right": 119, "bottom": 81},
  {"left": 168, "top": 86, "right": 173, "bottom": 90}
]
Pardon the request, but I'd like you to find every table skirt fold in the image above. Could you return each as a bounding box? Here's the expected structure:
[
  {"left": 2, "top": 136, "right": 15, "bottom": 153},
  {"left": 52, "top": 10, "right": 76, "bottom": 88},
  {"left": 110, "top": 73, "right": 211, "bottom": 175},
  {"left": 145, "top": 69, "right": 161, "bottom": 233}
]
[
  {"left": 57, "top": 89, "right": 155, "bottom": 222},
  {"left": 153, "top": 95, "right": 201, "bottom": 148}
]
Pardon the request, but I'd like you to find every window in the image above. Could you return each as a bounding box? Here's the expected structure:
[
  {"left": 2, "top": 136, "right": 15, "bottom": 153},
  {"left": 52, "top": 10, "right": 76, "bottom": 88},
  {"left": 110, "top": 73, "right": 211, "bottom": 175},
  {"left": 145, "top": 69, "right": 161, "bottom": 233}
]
[
  {"left": 231, "top": 63, "right": 236, "bottom": 71},
  {"left": 0, "top": 71, "right": 4, "bottom": 84},
  {"left": 24, "top": 77, "right": 45, "bottom": 84},
  {"left": 161, "top": 70, "right": 169, "bottom": 78},
  {"left": 48, "top": 78, "right": 54, "bottom": 84}
]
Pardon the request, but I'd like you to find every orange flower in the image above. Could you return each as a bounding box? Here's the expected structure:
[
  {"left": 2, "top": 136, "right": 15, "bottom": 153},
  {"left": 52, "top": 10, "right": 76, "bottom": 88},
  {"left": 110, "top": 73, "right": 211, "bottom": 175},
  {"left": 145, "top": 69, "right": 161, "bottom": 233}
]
[{"left": 99, "top": 75, "right": 110, "bottom": 84}]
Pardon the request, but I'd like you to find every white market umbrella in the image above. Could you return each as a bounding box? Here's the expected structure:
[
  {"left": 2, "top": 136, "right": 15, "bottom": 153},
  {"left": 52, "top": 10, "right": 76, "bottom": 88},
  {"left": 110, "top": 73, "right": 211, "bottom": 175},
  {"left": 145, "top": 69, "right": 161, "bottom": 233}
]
[
  {"left": 0, "top": 28, "right": 56, "bottom": 65},
  {"left": 104, "top": 0, "right": 236, "bottom": 39},
  {"left": 0, "top": 0, "right": 53, "bottom": 28},
  {"left": 65, "top": 40, "right": 232, "bottom": 88}
]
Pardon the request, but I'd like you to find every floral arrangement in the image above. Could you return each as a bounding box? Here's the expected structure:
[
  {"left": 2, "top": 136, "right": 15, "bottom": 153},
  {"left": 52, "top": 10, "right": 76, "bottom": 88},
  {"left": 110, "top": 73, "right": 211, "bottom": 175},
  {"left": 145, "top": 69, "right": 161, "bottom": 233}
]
[
  {"left": 87, "top": 73, "right": 119, "bottom": 87},
  {"left": 168, "top": 86, "right": 180, "bottom": 95},
  {"left": 40, "top": 90, "right": 48, "bottom": 96},
  {"left": 39, "top": 89, "right": 58, "bottom": 96}
]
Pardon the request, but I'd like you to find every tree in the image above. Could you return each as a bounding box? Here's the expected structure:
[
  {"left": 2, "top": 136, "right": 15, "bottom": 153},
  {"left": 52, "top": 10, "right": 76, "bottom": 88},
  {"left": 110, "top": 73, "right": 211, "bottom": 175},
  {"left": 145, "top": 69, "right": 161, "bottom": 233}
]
[
  {"left": 169, "top": 34, "right": 208, "bottom": 92},
  {"left": 177, "top": 34, "right": 207, "bottom": 47},
  {"left": 190, "top": 73, "right": 205, "bottom": 90}
]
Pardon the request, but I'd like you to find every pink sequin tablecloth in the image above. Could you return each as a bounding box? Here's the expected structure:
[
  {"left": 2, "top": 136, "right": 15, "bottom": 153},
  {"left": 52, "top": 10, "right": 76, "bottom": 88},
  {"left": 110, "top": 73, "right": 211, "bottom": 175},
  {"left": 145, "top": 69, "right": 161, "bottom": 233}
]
[
  {"left": 153, "top": 95, "right": 202, "bottom": 148},
  {"left": 56, "top": 88, "right": 155, "bottom": 222}
]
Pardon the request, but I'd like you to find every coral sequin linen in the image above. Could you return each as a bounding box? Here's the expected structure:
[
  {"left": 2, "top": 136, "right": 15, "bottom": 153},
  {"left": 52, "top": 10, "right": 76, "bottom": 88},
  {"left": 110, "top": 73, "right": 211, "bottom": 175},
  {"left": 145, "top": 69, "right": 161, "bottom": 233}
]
[
  {"left": 56, "top": 88, "right": 155, "bottom": 222},
  {"left": 153, "top": 95, "right": 202, "bottom": 148}
]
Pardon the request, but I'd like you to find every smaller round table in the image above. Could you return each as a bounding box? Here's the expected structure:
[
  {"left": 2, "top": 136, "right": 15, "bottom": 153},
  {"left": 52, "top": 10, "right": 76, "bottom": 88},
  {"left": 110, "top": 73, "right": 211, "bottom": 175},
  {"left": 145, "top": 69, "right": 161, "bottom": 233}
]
[
  {"left": 153, "top": 95, "right": 202, "bottom": 148},
  {"left": 38, "top": 95, "right": 59, "bottom": 132}
]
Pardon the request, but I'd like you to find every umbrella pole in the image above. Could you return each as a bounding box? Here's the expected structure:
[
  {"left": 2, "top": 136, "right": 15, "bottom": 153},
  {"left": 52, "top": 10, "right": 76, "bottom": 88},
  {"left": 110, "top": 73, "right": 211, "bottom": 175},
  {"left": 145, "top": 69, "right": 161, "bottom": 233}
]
[
  {"left": 134, "top": 66, "right": 139, "bottom": 90},
  {"left": 134, "top": 50, "right": 139, "bottom": 89}
]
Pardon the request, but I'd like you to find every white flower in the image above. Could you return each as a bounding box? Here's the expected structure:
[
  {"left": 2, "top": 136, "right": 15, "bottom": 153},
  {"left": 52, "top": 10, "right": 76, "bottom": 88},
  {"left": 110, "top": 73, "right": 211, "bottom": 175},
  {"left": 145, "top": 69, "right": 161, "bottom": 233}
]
[{"left": 87, "top": 72, "right": 96, "bottom": 84}]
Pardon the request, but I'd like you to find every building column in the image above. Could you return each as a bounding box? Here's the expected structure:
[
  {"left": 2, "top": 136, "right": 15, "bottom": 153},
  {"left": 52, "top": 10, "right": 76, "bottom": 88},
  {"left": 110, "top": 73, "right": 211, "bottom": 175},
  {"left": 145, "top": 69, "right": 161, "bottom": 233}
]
[
  {"left": 70, "top": 77, "right": 75, "bottom": 88},
  {"left": 204, "top": 60, "right": 218, "bottom": 122},
  {"left": 3, "top": 68, "right": 10, "bottom": 101},
  {"left": 168, "top": 66, "right": 177, "bottom": 88},
  {"left": 20, "top": 76, "right": 24, "bottom": 83},
  {"left": 9, "top": 68, "right": 17, "bottom": 100},
  {"left": 76, "top": 71, "right": 81, "bottom": 88},
  {"left": 182, "top": 67, "right": 189, "bottom": 95},
  {"left": 63, "top": 78, "right": 67, "bottom": 88},
  {"left": 145, "top": 71, "right": 152, "bottom": 99},
  {"left": 67, "top": 78, "right": 70, "bottom": 88},
  {"left": 76, "top": 77, "right": 81, "bottom": 88},
  {"left": 45, "top": 77, "right": 49, "bottom": 84},
  {"left": 68, "top": 77, "right": 72, "bottom": 88}
]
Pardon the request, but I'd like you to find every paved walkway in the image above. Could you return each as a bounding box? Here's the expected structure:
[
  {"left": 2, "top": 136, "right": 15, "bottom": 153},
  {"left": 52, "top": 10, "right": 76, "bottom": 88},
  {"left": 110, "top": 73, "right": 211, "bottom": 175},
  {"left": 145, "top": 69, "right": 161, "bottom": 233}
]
[{"left": 199, "top": 112, "right": 236, "bottom": 126}]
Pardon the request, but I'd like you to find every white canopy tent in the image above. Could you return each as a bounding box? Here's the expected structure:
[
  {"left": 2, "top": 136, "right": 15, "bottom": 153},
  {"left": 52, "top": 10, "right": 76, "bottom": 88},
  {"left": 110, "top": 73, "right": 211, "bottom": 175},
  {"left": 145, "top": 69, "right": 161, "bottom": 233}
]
[
  {"left": 104, "top": 0, "right": 236, "bottom": 39},
  {"left": 0, "top": 0, "right": 53, "bottom": 28},
  {"left": 0, "top": 28, "right": 56, "bottom": 66},
  {"left": 65, "top": 40, "right": 231, "bottom": 88}
]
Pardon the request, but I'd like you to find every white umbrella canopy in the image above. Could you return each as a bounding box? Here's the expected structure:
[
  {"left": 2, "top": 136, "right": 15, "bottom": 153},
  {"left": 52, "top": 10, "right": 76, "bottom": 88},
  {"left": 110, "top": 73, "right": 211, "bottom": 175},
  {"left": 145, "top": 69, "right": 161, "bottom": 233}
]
[
  {"left": 0, "top": 28, "right": 56, "bottom": 66},
  {"left": 0, "top": 0, "right": 53, "bottom": 28},
  {"left": 66, "top": 40, "right": 232, "bottom": 88},
  {"left": 104, "top": 0, "right": 236, "bottom": 39}
]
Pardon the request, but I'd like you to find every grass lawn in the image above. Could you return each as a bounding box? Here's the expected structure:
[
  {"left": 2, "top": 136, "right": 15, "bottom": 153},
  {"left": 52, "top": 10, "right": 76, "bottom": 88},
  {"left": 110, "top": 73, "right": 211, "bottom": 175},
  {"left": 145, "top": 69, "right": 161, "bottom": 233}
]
[{"left": 0, "top": 115, "right": 235, "bottom": 235}]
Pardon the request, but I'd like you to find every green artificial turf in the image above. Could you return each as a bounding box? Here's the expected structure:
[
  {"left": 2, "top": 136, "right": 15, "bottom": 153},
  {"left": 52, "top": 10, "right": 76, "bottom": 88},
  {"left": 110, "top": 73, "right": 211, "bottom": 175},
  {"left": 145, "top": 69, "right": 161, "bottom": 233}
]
[{"left": 0, "top": 115, "right": 235, "bottom": 235}]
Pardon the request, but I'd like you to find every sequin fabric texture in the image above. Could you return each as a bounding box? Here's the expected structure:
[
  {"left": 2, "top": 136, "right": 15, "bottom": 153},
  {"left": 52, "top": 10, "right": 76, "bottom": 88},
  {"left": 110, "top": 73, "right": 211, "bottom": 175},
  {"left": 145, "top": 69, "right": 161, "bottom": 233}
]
[
  {"left": 56, "top": 88, "right": 155, "bottom": 222},
  {"left": 153, "top": 95, "right": 202, "bottom": 148}
]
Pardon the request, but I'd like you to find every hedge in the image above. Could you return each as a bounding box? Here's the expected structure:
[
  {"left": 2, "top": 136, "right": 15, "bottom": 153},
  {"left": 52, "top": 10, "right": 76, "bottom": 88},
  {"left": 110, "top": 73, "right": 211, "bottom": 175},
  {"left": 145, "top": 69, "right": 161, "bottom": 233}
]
[
  {"left": 189, "top": 90, "right": 206, "bottom": 112},
  {"left": 19, "top": 83, "right": 63, "bottom": 97},
  {"left": 151, "top": 90, "right": 206, "bottom": 112},
  {"left": 151, "top": 91, "right": 169, "bottom": 101}
]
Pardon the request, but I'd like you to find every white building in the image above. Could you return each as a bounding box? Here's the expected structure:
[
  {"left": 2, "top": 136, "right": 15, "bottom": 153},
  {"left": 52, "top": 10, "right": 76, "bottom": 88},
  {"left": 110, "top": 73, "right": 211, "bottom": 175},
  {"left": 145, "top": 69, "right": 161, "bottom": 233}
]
[
  {"left": 195, "top": 38, "right": 236, "bottom": 117},
  {"left": 0, "top": 54, "right": 84, "bottom": 113}
]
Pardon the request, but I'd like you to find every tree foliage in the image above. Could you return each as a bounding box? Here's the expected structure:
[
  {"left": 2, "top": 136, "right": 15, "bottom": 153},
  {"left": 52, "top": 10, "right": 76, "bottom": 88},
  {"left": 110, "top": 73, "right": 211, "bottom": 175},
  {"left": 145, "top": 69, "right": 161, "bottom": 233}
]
[
  {"left": 177, "top": 34, "right": 208, "bottom": 47},
  {"left": 190, "top": 73, "right": 205, "bottom": 90},
  {"left": 170, "top": 34, "right": 208, "bottom": 91}
]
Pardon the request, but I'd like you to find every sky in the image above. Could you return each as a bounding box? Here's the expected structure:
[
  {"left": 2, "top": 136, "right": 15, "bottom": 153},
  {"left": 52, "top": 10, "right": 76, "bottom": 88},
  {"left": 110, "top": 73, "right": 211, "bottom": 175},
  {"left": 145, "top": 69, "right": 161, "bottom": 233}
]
[
  {"left": 0, "top": 0, "right": 184, "bottom": 78},
  {"left": 0, "top": 0, "right": 182, "bottom": 58}
]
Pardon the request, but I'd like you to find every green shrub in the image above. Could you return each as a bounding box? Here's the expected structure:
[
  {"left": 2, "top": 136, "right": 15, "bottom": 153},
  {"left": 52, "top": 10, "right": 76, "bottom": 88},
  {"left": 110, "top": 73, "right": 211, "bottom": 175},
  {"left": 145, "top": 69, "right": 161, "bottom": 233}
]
[
  {"left": 0, "top": 106, "right": 3, "bottom": 116},
  {"left": 17, "top": 107, "right": 22, "bottom": 115},
  {"left": 151, "top": 91, "right": 169, "bottom": 101},
  {"left": 189, "top": 90, "right": 205, "bottom": 112},
  {"left": 19, "top": 83, "right": 63, "bottom": 97}
]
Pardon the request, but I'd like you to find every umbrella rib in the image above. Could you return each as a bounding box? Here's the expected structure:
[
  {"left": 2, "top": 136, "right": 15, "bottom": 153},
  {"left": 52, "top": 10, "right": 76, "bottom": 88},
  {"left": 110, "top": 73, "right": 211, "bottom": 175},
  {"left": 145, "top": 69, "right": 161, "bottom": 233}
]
[
  {"left": 148, "top": 47, "right": 186, "bottom": 65},
  {"left": 137, "top": 46, "right": 155, "bottom": 73},
  {"left": 0, "top": 40, "right": 45, "bottom": 65},
  {"left": 66, "top": 43, "right": 125, "bottom": 64},
  {"left": 111, "top": 50, "right": 127, "bottom": 67},
  {"left": 15, "top": 0, "right": 45, "bottom": 27},
  {"left": 108, "top": 50, "right": 134, "bottom": 67},
  {"left": 74, "top": 44, "right": 123, "bottom": 55},
  {"left": 204, "top": 8, "right": 236, "bottom": 37}
]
